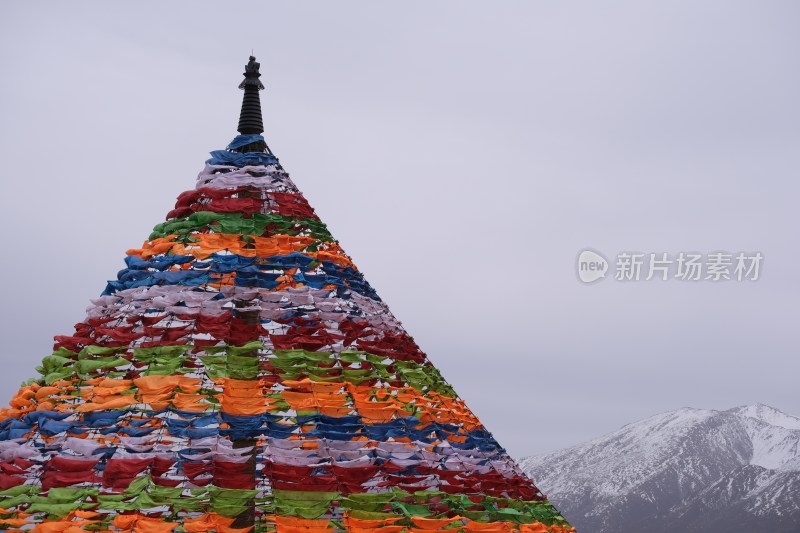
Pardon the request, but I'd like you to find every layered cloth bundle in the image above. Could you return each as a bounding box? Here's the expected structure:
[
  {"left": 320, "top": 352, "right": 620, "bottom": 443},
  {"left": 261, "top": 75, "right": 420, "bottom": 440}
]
[{"left": 0, "top": 57, "right": 575, "bottom": 533}]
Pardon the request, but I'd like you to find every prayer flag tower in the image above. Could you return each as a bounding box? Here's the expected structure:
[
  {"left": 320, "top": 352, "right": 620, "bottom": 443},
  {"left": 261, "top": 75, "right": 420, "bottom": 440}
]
[{"left": 0, "top": 57, "right": 575, "bottom": 533}]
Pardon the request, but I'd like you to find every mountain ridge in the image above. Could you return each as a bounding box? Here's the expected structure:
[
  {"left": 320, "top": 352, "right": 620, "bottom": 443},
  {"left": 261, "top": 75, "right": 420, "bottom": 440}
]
[{"left": 520, "top": 404, "right": 800, "bottom": 533}]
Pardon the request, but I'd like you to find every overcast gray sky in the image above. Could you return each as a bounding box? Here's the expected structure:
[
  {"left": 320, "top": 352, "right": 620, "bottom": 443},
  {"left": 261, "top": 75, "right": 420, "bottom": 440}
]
[{"left": 0, "top": 1, "right": 798, "bottom": 457}]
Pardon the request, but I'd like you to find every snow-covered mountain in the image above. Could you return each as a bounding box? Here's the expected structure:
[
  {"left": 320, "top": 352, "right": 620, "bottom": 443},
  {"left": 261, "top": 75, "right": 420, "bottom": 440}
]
[{"left": 520, "top": 404, "right": 800, "bottom": 533}]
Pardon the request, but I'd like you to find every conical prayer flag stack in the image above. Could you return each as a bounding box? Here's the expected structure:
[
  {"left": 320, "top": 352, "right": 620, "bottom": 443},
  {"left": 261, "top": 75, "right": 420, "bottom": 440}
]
[{"left": 0, "top": 57, "right": 574, "bottom": 533}]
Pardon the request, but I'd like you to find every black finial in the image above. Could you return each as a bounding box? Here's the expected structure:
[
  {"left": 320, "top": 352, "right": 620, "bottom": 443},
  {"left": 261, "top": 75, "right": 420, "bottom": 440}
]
[{"left": 237, "top": 55, "right": 264, "bottom": 135}]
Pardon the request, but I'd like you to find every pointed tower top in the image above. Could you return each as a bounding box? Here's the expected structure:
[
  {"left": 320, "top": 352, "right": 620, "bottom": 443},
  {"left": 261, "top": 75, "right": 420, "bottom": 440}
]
[{"left": 237, "top": 55, "right": 265, "bottom": 136}]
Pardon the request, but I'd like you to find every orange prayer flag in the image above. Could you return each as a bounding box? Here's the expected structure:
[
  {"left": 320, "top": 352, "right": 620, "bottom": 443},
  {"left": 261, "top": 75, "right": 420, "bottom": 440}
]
[
  {"left": 410, "top": 516, "right": 465, "bottom": 529},
  {"left": 346, "top": 527, "right": 406, "bottom": 533},
  {"left": 343, "top": 514, "right": 404, "bottom": 528},
  {"left": 517, "top": 523, "right": 551, "bottom": 533},
  {"left": 0, "top": 519, "right": 29, "bottom": 527},
  {"left": 76, "top": 395, "right": 137, "bottom": 412},
  {"left": 462, "top": 521, "right": 515, "bottom": 533}
]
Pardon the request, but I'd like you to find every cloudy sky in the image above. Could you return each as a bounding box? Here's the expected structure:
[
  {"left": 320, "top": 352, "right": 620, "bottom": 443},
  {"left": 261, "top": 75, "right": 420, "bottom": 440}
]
[{"left": 1, "top": 1, "right": 797, "bottom": 457}]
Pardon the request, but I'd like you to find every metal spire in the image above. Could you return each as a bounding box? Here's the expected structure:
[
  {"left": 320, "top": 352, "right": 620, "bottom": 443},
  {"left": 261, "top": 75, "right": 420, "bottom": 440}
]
[{"left": 237, "top": 55, "right": 265, "bottom": 135}]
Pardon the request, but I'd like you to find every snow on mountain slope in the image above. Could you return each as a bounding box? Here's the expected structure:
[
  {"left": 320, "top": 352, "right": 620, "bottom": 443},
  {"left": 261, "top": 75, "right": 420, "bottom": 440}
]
[
  {"left": 520, "top": 404, "right": 800, "bottom": 533},
  {"left": 735, "top": 412, "right": 800, "bottom": 470},
  {"left": 730, "top": 404, "right": 800, "bottom": 430}
]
